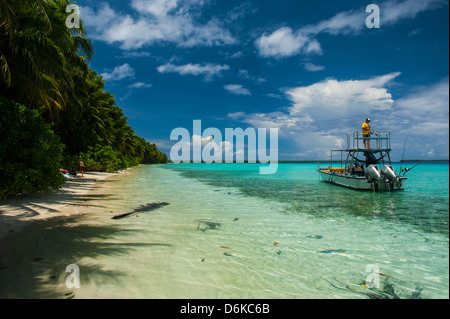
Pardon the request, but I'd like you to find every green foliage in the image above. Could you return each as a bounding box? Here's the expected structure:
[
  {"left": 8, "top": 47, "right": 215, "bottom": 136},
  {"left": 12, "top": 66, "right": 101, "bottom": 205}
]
[
  {"left": 0, "top": 96, "right": 65, "bottom": 198},
  {"left": 0, "top": 1, "right": 168, "bottom": 199},
  {"left": 143, "top": 142, "right": 169, "bottom": 164},
  {"left": 78, "top": 145, "right": 131, "bottom": 173},
  {"left": 0, "top": 0, "right": 93, "bottom": 118}
]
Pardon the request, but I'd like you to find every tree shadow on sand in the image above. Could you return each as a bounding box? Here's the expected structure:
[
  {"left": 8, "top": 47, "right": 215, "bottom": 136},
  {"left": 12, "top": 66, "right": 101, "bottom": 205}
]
[
  {"left": 0, "top": 176, "right": 122, "bottom": 238},
  {"left": 0, "top": 210, "right": 172, "bottom": 298}
]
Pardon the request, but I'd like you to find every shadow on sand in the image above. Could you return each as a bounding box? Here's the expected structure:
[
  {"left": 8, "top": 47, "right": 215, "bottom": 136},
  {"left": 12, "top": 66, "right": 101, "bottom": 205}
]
[{"left": 0, "top": 177, "right": 172, "bottom": 298}]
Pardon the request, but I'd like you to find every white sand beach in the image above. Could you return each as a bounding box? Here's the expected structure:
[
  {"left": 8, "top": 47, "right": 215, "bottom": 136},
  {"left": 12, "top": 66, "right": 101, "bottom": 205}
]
[
  {"left": 0, "top": 171, "right": 125, "bottom": 298},
  {"left": 0, "top": 172, "right": 117, "bottom": 240}
]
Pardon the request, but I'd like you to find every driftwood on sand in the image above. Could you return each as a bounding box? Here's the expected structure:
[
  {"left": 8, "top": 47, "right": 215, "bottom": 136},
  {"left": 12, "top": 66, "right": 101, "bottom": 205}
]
[{"left": 112, "top": 202, "right": 170, "bottom": 219}]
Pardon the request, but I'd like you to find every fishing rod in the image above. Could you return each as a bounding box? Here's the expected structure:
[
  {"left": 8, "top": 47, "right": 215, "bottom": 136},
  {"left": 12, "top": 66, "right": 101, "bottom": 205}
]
[
  {"left": 398, "top": 134, "right": 421, "bottom": 175},
  {"left": 399, "top": 135, "right": 408, "bottom": 174},
  {"left": 401, "top": 161, "right": 422, "bottom": 176}
]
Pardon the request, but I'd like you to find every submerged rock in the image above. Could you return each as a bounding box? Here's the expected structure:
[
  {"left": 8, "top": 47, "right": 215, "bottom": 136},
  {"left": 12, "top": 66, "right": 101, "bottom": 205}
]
[{"left": 195, "top": 219, "right": 222, "bottom": 232}]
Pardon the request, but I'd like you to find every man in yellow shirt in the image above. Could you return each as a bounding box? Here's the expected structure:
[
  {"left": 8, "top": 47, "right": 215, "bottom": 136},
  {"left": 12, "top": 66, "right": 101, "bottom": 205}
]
[{"left": 362, "top": 118, "right": 373, "bottom": 149}]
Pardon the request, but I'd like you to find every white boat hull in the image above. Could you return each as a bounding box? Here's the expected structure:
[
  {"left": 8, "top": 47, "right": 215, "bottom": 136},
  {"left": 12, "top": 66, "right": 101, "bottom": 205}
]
[{"left": 317, "top": 169, "right": 406, "bottom": 191}]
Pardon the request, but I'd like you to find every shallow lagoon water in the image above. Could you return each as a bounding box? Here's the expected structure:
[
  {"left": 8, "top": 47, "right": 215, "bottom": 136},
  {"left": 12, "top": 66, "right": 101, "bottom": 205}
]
[{"left": 66, "top": 162, "right": 448, "bottom": 299}]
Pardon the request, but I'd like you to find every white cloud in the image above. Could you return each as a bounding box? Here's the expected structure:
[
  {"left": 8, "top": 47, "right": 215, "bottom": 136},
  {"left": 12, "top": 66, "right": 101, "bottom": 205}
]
[
  {"left": 101, "top": 63, "right": 135, "bottom": 81},
  {"left": 286, "top": 72, "right": 400, "bottom": 120},
  {"left": 228, "top": 51, "right": 244, "bottom": 59},
  {"left": 381, "top": 0, "right": 444, "bottom": 25},
  {"left": 156, "top": 63, "right": 229, "bottom": 81},
  {"left": 81, "top": 1, "right": 236, "bottom": 50},
  {"left": 303, "top": 63, "right": 325, "bottom": 72},
  {"left": 192, "top": 134, "right": 216, "bottom": 147},
  {"left": 224, "top": 84, "right": 252, "bottom": 96},
  {"left": 183, "top": 134, "right": 234, "bottom": 161},
  {"left": 386, "top": 78, "right": 449, "bottom": 159},
  {"left": 255, "top": 27, "right": 322, "bottom": 58},
  {"left": 228, "top": 73, "right": 403, "bottom": 159},
  {"left": 255, "top": 0, "right": 444, "bottom": 58},
  {"left": 390, "top": 77, "right": 449, "bottom": 138},
  {"left": 228, "top": 74, "right": 449, "bottom": 159},
  {"left": 230, "top": 111, "right": 307, "bottom": 130},
  {"left": 131, "top": 0, "right": 178, "bottom": 17},
  {"left": 128, "top": 82, "right": 152, "bottom": 89},
  {"left": 81, "top": 3, "right": 118, "bottom": 32},
  {"left": 120, "top": 51, "right": 152, "bottom": 58},
  {"left": 302, "top": 0, "right": 443, "bottom": 35},
  {"left": 301, "top": 9, "right": 365, "bottom": 36},
  {"left": 238, "top": 69, "right": 266, "bottom": 83}
]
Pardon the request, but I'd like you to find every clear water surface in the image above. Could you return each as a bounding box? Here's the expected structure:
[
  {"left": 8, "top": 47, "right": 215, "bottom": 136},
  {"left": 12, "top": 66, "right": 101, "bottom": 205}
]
[{"left": 68, "top": 162, "right": 448, "bottom": 299}]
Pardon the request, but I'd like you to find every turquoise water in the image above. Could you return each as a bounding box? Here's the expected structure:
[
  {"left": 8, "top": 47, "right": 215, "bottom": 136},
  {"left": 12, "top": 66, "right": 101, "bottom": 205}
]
[
  {"left": 167, "top": 162, "right": 449, "bottom": 236},
  {"left": 75, "top": 162, "right": 448, "bottom": 299}
]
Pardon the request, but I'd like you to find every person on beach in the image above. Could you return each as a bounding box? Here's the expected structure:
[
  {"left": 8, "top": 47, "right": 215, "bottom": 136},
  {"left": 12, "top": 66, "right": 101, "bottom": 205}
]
[
  {"left": 60, "top": 168, "right": 73, "bottom": 179},
  {"left": 70, "top": 167, "right": 78, "bottom": 177},
  {"left": 362, "top": 118, "right": 373, "bottom": 149},
  {"left": 78, "top": 160, "right": 84, "bottom": 177}
]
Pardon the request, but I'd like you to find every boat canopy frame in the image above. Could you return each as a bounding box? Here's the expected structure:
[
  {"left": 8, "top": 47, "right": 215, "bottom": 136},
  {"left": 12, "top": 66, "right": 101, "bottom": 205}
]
[{"left": 326, "top": 131, "right": 392, "bottom": 171}]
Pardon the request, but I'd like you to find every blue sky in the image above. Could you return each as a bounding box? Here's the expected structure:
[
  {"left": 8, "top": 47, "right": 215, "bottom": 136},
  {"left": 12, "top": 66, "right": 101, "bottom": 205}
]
[{"left": 77, "top": 0, "right": 449, "bottom": 160}]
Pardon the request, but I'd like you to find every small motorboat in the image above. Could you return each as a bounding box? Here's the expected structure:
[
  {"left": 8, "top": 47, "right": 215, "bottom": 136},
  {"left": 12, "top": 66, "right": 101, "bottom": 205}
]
[{"left": 317, "top": 131, "right": 409, "bottom": 191}]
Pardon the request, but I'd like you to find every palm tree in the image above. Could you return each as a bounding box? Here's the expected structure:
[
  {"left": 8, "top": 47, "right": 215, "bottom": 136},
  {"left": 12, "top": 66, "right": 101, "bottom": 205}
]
[
  {"left": 0, "top": 0, "right": 93, "bottom": 120},
  {"left": 1, "top": 0, "right": 169, "bottom": 169}
]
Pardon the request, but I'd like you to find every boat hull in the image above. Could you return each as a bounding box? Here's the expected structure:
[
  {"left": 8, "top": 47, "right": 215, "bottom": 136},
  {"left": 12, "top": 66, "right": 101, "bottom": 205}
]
[{"left": 317, "top": 169, "right": 406, "bottom": 191}]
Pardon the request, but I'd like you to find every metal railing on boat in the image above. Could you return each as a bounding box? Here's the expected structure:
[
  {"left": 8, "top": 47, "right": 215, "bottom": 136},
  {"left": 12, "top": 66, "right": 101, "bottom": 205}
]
[
  {"left": 319, "top": 131, "right": 392, "bottom": 171},
  {"left": 346, "top": 131, "right": 391, "bottom": 151}
]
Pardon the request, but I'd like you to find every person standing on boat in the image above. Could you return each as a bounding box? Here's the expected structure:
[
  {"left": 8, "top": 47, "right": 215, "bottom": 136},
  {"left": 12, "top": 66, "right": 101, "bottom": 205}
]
[{"left": 362, "top": 118, "right": 373, "bottom": 149}]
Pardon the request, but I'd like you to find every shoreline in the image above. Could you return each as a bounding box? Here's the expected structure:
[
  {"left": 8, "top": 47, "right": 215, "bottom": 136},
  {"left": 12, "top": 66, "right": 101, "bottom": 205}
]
[
  {"left": 0, "top": 171, "right": 121, "bottom": 240},
  {"left": 0, "top": 164, "right": 447, "bottom": 299}
]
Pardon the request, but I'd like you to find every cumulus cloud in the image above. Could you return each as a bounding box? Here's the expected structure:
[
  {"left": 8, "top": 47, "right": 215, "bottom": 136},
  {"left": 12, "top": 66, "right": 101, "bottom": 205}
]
[
  {"left": 286, "top": 72, "right": 401, "bottom": 121},
  {"left": 156, "top": 62, "right": 229, "bottom": 81},
  {"left": 255, "top": 27, "right": 322, "bottom": 58},
  {"left": 101, "top": 63, "right": 135, "bottom": 81},
  {"left": 81, "top": 1, "right": 236, "bottom": 50},
  {"left": 390, "top": 77, "right": 449, "bottom": 137},
  {"left": 223, "top": 84, "right": 251, "bottom": 96},
  {"left": 228, "top": 73, "right": 402, "bottom": 159},
  {"left": 228, "top": 74, "right": 449, "bottom": 159},
  {"left": 386, "top": 77, "right": 449, "bottom": 159}
]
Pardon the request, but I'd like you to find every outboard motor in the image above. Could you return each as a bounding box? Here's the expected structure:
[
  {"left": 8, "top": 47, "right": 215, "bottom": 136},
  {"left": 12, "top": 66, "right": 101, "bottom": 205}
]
[
  {"left": 365, "top": 165, "right": 382, "bottom": 191},
  {"left": 381, "top": 165, "right": 398, "bottom": 181},
  {"left": 365, "top": 165, "right": 382, "bottom": 182},
  {"left": 381, "top": 165, "right": 399, "bottom": 190}
]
